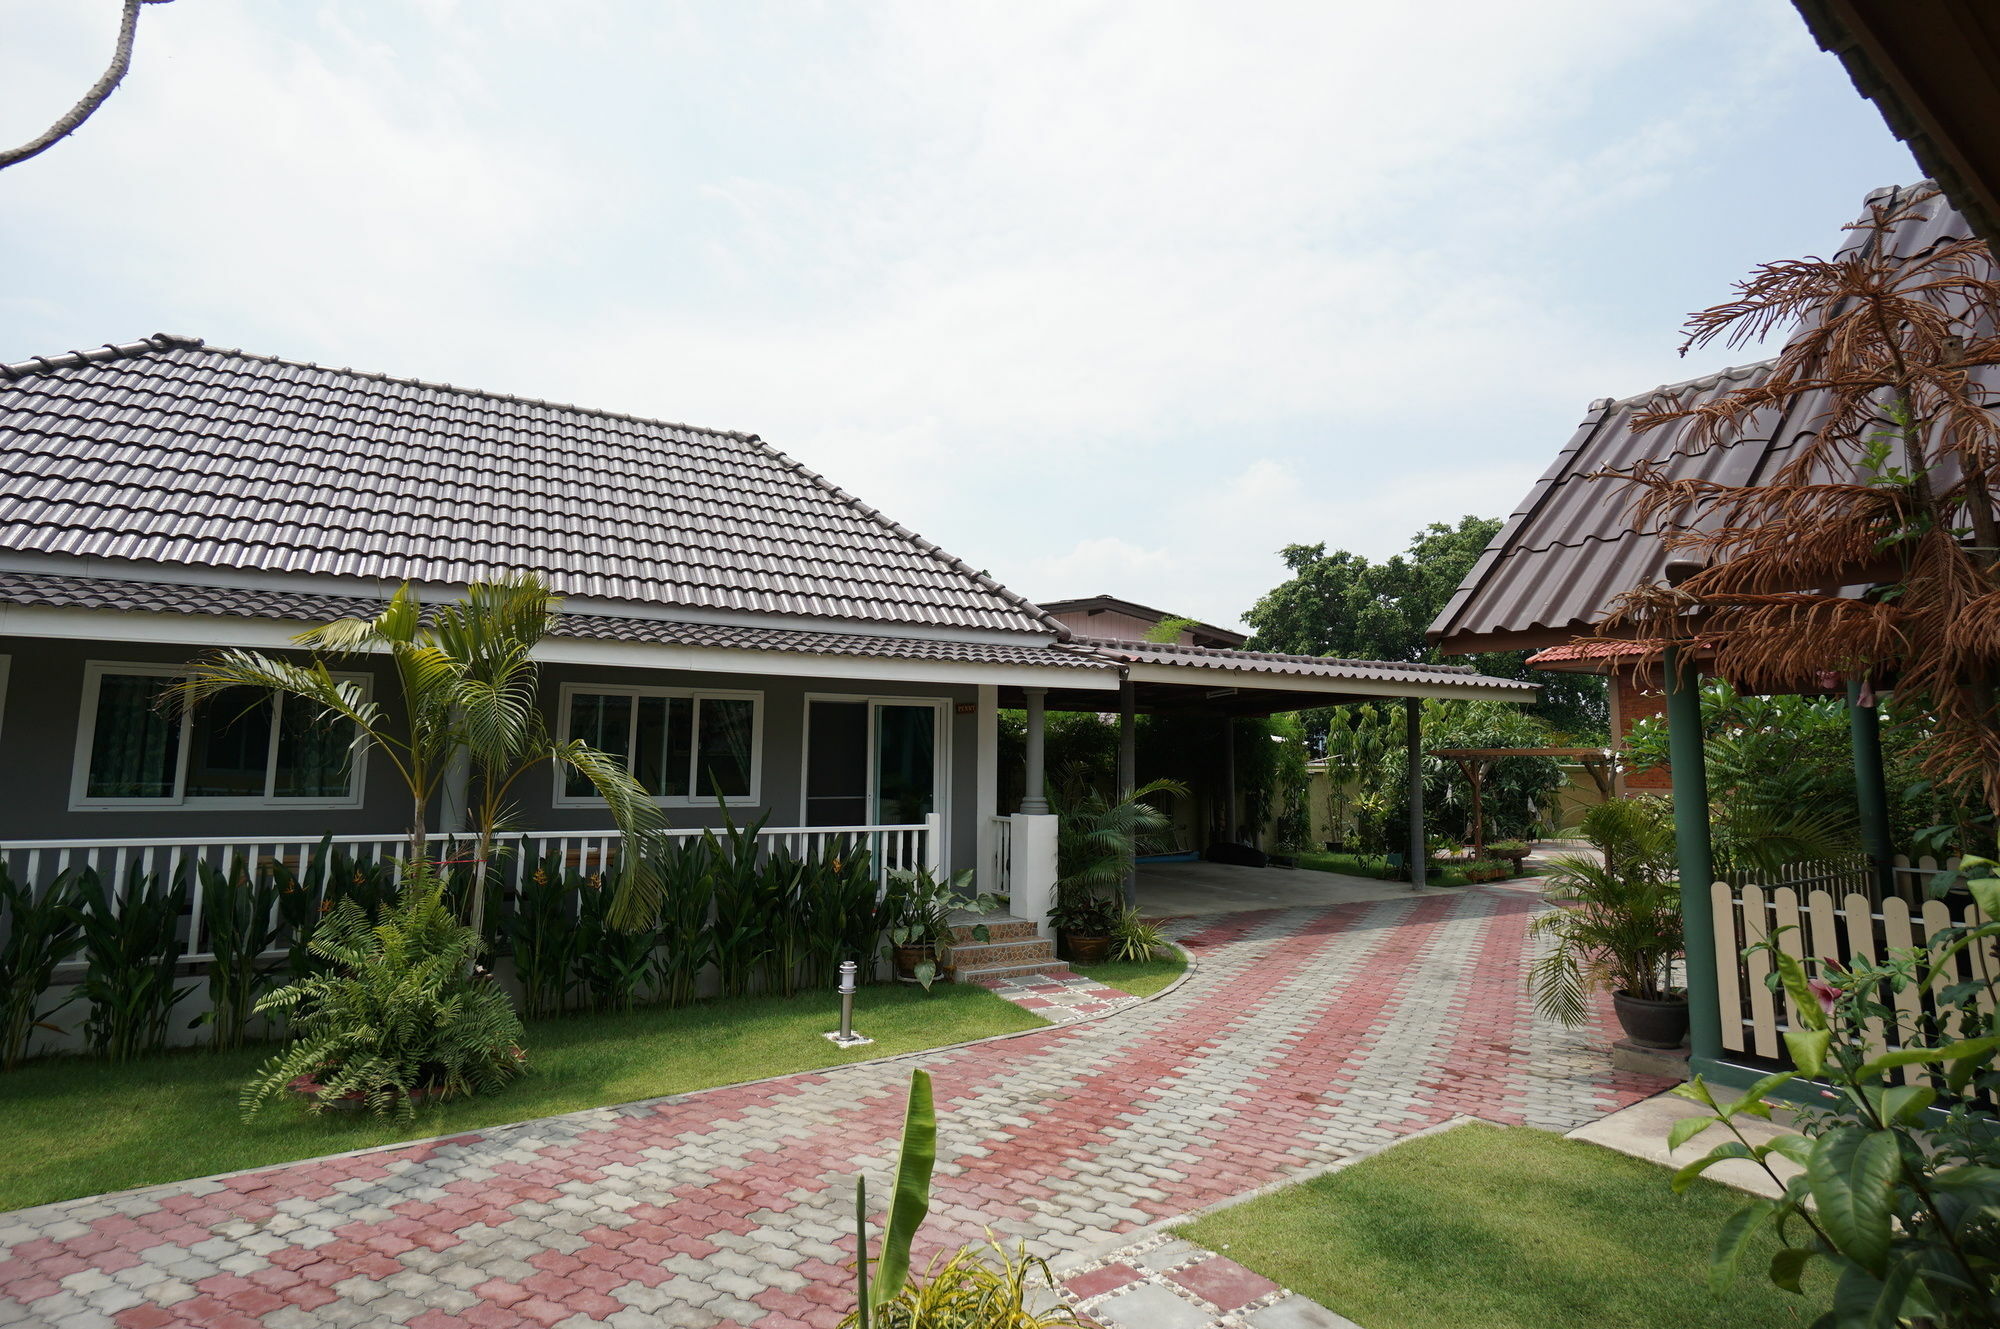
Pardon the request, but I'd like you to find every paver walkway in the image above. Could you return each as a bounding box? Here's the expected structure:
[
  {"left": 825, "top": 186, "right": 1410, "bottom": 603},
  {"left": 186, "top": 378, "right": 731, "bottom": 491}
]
[
  {"left": 970, "top": 969, "right": 1141, "bottom": 1024},
  {"left": 0, "top": 884, "right": 1668, "bottom": 1329}
]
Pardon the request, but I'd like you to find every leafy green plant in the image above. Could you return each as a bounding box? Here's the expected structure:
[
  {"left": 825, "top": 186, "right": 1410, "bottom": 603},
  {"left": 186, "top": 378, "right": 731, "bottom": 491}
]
[
  {"left": 505, "top": 855, "right": 582, "bottom": 1018},
  {"left": 1048, "top": 768, "right": 1186, "bottom": 905},
  {"left": 1670, "top": 855, "right": 2000, "bottom": 1326},
  {"left": 571, "top": 872, "right": 655, "bottom": 1013},
  {"left": 852, "top": 1242, "right": 1080, "bottom": 1328},
  {"left": 1110, "top": 907, "right": 1166, "bottom": 961},
  {"left": 243, "top": 862, "right": 526, "bottom": 1119},
  {"left": 648, "top": 837, "right": 715, "bottom": 1008},
  {"left": 1528, "top": 801, "right": 1683, "bottom": 1026},
  {"left": 885, "top": 868, "right": 997, "bottom": 990},
  {"left": 852, "top": 1068, "right": 935, "bottom": 1327},
  {"left": 75, "top": 866, "right": 190, "bottom": 1063},
  {"left": 0, "top": 866, "right": 83, "bottom": 1070},
  {"left": 196, "top": 857, "right": 283, "bottom": 1051},
  {"left": 803, "top": 841, "right": 886, "bottom": 990},
  {"left": 707, "top": 811, "right": 777, "bottom": 998},
  {"left": 1047, "top": 894, "right": 1118, "bottom": 940}
]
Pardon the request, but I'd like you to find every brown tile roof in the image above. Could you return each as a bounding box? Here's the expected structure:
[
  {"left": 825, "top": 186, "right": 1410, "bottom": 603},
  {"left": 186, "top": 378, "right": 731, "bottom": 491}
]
[
  {"left": 1428, "top": 182, "right": 1998, "bottom": 656},
  {"left": 0, "top": 336, "right": 1060, "bottom": 635},
  {"left": 0, "top": 571, "right": 1113, "bottom": 672},
  {"left": 1072, "top": 635, "right": 1535, "bottom": 691}
]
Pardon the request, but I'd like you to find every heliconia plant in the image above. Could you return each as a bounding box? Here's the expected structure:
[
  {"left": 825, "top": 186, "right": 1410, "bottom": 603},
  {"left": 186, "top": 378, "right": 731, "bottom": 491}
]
[
  {"left": 75, "top": 864, "right": 190, "bottom": 1063},
  {"left": 0, "top": 865, "right": 83, "bottom": 1070},
  {"left": 1669, "top": 857, "right": 2000, "bottom": 1326},
  {"left": 196, "top": 857, "right": 283, "bottom": 1051}
]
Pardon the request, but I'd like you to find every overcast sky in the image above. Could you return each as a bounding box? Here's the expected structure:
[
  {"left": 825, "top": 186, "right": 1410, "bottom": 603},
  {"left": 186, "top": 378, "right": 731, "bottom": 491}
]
[{"left": 1, "top": 1, "right": 1919, "bottom": 631}]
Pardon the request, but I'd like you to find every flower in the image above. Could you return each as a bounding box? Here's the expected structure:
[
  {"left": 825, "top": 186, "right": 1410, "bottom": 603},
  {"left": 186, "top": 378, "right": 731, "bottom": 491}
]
[{"left": 1807, "top": 978, "right": 1839, "bottom": 1015}]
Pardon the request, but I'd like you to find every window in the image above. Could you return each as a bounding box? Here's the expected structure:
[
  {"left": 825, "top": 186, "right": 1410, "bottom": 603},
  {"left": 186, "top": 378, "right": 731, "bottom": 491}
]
[
  {"left": 74, "top": 663, "right": 365, "bottom": 809},
  {"left": 557, "top": 684, "right": 761, "bottom": 805}
]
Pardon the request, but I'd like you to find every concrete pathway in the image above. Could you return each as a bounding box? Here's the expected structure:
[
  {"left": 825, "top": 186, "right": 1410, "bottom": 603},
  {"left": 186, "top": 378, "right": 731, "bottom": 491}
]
[{"left": 0, "top": 884, "right": 1668, "bottom": 1329}]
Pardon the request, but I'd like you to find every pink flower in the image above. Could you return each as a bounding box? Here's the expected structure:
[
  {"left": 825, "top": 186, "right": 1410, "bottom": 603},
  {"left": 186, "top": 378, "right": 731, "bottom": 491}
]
[{"left": 1807, "top": 978, "right": 1839, "bottom": 1015}]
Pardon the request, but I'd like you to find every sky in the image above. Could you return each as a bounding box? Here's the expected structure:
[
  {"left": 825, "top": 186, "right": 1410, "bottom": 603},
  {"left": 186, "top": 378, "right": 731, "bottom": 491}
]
[{"left": 0, "top": 0, "right": 1921, "bottom": 632}]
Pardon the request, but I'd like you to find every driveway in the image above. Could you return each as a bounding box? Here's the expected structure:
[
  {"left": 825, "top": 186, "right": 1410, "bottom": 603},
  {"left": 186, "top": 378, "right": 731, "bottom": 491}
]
[
  {"left": 1133, "top": 859, "right": 1456, "bottom": 917},
  {"left": 0, "top": 886, "right": 1667, "bottom": 1329}
]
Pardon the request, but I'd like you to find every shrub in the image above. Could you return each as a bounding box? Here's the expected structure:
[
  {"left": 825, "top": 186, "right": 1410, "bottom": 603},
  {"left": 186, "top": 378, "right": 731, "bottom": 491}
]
[
  {"left": 1672, "top": 855, "right": 2000, "bottom": 1325},
  {"left": 76, "top": 865, "right": 190, "bottom": 1063},
  {"left": 242, "top": 862, "right": 526, "bottom": 1119},
  {"left": 853, "top": 1243, "right": 1080, "bottom": 1328},
  {"left": 0, "top": 866, "right": 83, "bottom": 1070},
  {"left": 1110, "top": 908, "right": 1167, "bottom": 961}
]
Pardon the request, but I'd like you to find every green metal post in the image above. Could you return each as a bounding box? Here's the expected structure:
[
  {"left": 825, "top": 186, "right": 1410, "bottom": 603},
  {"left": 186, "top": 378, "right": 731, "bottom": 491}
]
[
  {"left": 1664, "top": 645, "right": 1721, "bottom": 1062},
  {"left": 1406, "top": 698, "right": 1425, "bottom": 888},
  {"left": 1847, "top": 679, "right": 1894, "bottom": 895}
]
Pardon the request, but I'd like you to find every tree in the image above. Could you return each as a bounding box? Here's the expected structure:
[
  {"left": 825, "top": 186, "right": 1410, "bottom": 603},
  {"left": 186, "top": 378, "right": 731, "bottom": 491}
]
[
  {"left": 1605, "top": 186, "right": 2000, "bottom": 826},
  {"left": 1, "top": 0, "right": 174, "bottom": 172},
  {"left": 1244, "top": 517, "right": 1607, "bottom": 737},
  {"left": 174, "top": 577, "right": 668, "bottom": 935}
]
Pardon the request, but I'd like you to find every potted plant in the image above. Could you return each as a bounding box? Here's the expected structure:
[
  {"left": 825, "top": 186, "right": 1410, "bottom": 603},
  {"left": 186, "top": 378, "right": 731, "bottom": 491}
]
[
  {"left": 1049, "top": 893, "right": 1119, "bottom": 965},
  {"left": 1487, "top": 838, "right": 1532, "bottom": 871},
  {"left": 883, "top": 868, "right": 998, "bottom": 989},
  {"left": 1527, "top": 800, "right": 1687, "bottom": 1048},
  {"left": 1460, "top": 859, "right": 1510, "bottom": 884}
]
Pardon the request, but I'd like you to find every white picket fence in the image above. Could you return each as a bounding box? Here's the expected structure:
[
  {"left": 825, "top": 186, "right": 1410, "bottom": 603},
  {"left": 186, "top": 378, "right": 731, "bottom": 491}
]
[
  {"left": 0, "top": 817, "right": 941, "bottom": 964},
  {"left": 1711, "top": 880, "right": 1996, "bottom": 1078},
  {"left": 1725, "top": 853, "right": 1963, "bottom": 903}
]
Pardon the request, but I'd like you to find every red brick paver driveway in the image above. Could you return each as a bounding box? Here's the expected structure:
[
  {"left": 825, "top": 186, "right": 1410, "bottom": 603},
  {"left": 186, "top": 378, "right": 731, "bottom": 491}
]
[{"left": 0, "top": 886, "right": 1668, "bottom": 1328}]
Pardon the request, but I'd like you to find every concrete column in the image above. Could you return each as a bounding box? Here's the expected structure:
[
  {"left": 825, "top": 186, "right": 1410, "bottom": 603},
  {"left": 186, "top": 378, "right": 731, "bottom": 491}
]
[
  {"left": 1220, "top": 716, "right": 1236, "bottom": 842},
  {"left": 974, "top": 684, "right": 1000, "bottom": 895},
  {"left": 1405, "top": 698, "right": 1424, "bottom": 888},
  {"left": 1847, "top": 679, "right": 1894, "bottom": 895},
  {"left": 442, "top": 743, "right": 473, "bottom": 835},
  {"left": 1119, "top": 677, "right": 1137, "bottom": 908},
  {"left": 1019, "top": 687, "right": 1049, "bottom": 814},
  {"left": 1665, "top": 645, "right": 1722, "bottom": 1063},
  {"left": 1010, "top": 812, "right": 1059, "bottom": 937}
]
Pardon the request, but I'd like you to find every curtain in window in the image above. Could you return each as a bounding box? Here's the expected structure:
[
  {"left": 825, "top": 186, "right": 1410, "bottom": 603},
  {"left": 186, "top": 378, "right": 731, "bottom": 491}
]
[
  {"left": 566, "top": 693, "right": 631, "bottom": 796},
  {"left": 86, "top": 674, "right": 182, "bottom": 798},
  {"left": 273, "top": 697, "right": 355, "bottom": 798},
  {"left": 697, "top": 697, "right": 755, "bottom": 799}
]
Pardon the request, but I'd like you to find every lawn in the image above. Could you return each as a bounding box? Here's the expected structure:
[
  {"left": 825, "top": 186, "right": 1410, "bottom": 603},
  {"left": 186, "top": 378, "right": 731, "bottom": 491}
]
[
  {"left": 1297, "top": 851, "right": 1477, "bottom": 888},
  {"left": 1069, "top": 949, "right": 1187, "bottom": 998},
  {"left": 0, "top": 980, "right": 1042, "bottom": 1213},
  {"left": 1181, "top": 1121, "right": 1830, "bottom": 1329}
]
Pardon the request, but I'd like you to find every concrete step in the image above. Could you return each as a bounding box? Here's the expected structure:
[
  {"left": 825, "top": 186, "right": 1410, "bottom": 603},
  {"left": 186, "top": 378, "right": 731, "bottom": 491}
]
[
  {"left": 948, "top": 937, "right": 1057, "bottom": 972},
  {"left": 954, "top": 960, "right": 1073, "bottom": 984},
  {"left": 949, "top": 914, "right": 1038, "bottom": 944}
]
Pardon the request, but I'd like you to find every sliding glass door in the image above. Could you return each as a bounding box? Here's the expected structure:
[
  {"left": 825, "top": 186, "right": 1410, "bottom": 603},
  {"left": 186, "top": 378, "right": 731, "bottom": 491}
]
[{"left": 804, "top": 697, "right": 948, "bottom": 842}]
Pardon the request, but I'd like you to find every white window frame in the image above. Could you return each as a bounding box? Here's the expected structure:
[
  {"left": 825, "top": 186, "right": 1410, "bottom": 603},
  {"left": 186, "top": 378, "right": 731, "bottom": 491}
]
[
  {"left": 70, "top": 661, "right": 371, "bottom": 812},
  {"left": 553, "top": 681, "right": 764, "bottom": 808},
  {"left": 798, "top": 693, "right": 952, "bottom": 862}
]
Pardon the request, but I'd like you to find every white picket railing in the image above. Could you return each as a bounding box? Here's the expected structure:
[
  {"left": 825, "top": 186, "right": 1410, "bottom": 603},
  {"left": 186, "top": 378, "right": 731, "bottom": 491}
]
[
  {"left": 989, "top": 815, "right": 1013, "bottom": 901},
  {"left": 1711, "top": 880, "right": 1996, "bottom": 1080},
  {"left": 1723, "top": 853, "right": 1964, "bottom": 904},
  {"left": 0, "top": 815, "right": 941, "bottom": 963}
]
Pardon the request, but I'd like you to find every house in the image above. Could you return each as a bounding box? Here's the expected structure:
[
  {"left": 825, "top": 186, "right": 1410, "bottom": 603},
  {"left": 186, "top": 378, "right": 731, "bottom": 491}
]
[
  {"left": 0, "top": 333, "right": 1532, "bottom": 962},
  {"left": 1036, "top": 595, "right": 1247, "bottom": 650}
]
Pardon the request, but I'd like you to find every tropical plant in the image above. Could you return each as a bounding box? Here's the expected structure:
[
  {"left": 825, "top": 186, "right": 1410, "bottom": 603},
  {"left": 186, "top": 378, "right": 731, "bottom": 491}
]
[
  {"left": 197, "top": 857, "right": 284, "bottom": 1051},
  {"left": 0, "top": 866, "right": 83, "bottom": 1070},
  {"left": 886, "top": 868, "right": 997, "bottom": 991},
  {"left": 1529, "top": 800, "right": 1683, "bottom": 1027},
  {"left": 1048, "top": 766, "right": 1186, "bottom": 906},
  {"left": 852, "top": 1068, "right": 937, "bottom": 1327},
  {"left": 1047, "top": 894, "right": 1118, "bottom": 940},
  {"left": 854, "top": 1243, "right": 1081, "bottom": 1328},
  {"left": 571, "top": 872, "right": 656, "bottom": 1012},
  {"left": 173, "top": 576, "right": 668, "bottom": 936},
  {"left": 504, "top": 855, "right": 581, "bottom": 1018},
  {"left": 1601, "top": 185, "right": 2000, "bottom": 828},
  {"left": 707, "top": 811, "right": 777, "bottom": 997},
  {"left": 1110, "top": 907, "right": 1166, "bottom": 962},
  {"left": 75, "top": 865, "right": 190, "bottom": 1062},
  {"left": 1669, "top": 857, "right": 2000, "bottom": 1326},
  {"left": 803, "top": 841, "right": 887, "bottom": 990},
  {"left": 648, "top": 837, "right": 715, "bottom": 1008},
  {"left": 243, "top": 862, "right": 526, "bottom": 1119}
]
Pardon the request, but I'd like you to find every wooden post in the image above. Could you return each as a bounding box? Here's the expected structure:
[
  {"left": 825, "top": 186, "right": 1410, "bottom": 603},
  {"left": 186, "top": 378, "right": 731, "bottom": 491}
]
[
  {"left": 1020, "top": 687, "right": 1049, "bottom": 814},
  {"left": 1847, "top": 679, "right": 1894, "bottom": 896},
  {"left": 1665, "top": 645, "right": 1721, "bottom": 1062},
  {"left": 1119, "top": 677, "right": 1138, "bottom": 909},
  {"left": 1405, "top": 698, "right": 1425, "bottom": 888}
]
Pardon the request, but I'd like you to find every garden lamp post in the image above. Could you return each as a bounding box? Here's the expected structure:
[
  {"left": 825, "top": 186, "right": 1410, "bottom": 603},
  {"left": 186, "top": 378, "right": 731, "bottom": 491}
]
[{"left": 824, "top": 960, "right": 872, "bottom": 1048}]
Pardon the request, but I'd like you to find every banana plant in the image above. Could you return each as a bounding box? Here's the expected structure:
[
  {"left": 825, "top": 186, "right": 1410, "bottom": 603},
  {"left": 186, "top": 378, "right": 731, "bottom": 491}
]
[{"left": 854, "top": 1068, "right": 937, "bottom": 1326}]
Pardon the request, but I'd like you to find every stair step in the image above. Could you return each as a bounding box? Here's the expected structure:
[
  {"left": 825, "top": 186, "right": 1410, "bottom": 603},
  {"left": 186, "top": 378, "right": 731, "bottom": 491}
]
[
  {"left": 950, "top": 916, "right": 1039, "bottom": 944},
  {"left": 947, "top": 937, "right": 1056, "bottom": 969},
  {"left": 954, "top": 960, "right": 1072, "bottom": 983}
]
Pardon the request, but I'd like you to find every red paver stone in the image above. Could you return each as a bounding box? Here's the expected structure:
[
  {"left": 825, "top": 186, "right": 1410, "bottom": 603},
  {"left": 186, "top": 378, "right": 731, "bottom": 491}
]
[
  {"left": 1064, "top": 1261, "right": 1144, "bottom": 1299},
  {"left": 1169, "top": 1256, "right": 1283, "bottom": 1310}
]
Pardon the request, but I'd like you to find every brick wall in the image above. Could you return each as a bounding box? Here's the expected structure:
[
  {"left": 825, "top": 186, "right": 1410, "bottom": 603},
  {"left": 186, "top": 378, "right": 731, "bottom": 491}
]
[{"left": 1614, "top": 663, "right": 1671, "bottom": 791}]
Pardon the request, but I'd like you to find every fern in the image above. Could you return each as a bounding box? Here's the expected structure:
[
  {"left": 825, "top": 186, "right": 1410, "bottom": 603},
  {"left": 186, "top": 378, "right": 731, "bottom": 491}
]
[{"left": 241, "top": 861, "right": 525, "bottom": 1119}]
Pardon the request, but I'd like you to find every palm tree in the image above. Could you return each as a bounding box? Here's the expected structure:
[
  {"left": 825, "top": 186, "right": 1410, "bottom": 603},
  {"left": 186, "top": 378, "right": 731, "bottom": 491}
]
[
  {"left": 174, "top": 576, "right": 667, "bottom": 935},
  {"left": 1046, "top": 764, "right": 1188, "bottom": 905}
]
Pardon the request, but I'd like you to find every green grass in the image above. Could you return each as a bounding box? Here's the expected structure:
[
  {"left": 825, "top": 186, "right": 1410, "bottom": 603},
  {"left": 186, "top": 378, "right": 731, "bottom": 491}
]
[
  {"left": 0, "top": 981, "right": 1042, "bottom": 1214},
  {"left": 1181, "top": 1122, "right": 1830, "bottom": 1329},
  {"left": 1297, "top": 851, "right": 1476, "bottom": 888},
  {"left": 1069, "top": 950, "right": 1187, "bottom": 998}
]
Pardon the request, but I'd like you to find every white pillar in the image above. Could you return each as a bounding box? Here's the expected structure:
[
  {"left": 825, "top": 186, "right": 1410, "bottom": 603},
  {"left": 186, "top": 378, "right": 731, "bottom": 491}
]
[
  {"left": 923, "top": 811, "right": 944, "bottom": 875},
  {"left": 974, "top": 684, "right": 999, "bottom": 894},
  {"left": 1010, "top": 812, "right": 1058, "bottom": 937},
  {"left": 1020, "top": 686, "right": 1050, "bottom": 814}
]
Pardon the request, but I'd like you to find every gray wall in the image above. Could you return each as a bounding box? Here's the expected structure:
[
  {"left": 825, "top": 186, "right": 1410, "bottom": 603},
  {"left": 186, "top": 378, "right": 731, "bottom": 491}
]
[{"left": 0, "top": 636, "right": 985, "bottom": 868}]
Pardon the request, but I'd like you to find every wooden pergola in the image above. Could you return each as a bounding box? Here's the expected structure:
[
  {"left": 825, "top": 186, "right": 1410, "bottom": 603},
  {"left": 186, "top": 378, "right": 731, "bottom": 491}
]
[{"left": 1426, "top": 747, "right": 1613, "bottom": 853}]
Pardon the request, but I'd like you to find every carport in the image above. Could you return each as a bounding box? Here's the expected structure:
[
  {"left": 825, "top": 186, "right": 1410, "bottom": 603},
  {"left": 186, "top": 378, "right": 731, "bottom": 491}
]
[{"left": 1001, "top": 636, "right": 1538, "bottom": 907}]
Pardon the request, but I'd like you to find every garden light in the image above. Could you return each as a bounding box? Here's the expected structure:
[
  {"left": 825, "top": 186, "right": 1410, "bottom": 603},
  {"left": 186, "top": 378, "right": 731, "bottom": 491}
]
[{"left": 823, "top": 960, "right": 873, "bottom": 1048}]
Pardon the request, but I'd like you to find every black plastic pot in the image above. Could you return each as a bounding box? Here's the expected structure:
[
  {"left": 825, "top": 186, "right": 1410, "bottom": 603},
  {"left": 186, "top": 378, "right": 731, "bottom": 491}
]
[{"left": 1613, "top": 991, "right": 1690, "bottom": 1049}]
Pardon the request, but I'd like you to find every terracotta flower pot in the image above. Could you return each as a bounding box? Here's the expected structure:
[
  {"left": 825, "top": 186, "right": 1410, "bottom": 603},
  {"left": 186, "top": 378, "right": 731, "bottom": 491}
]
[
  {"left": 1612, "top": 991, "right": 1690, "bottom": 1049},
  {"left": 287, "top": 1075, "right": 445, "bottom": 1112},
  {"left": 1064, "top": 933, "right": 1112, "bottom": 965},
  {"left": 892, "top": 943, "right": 935, "bottom": 983}
]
